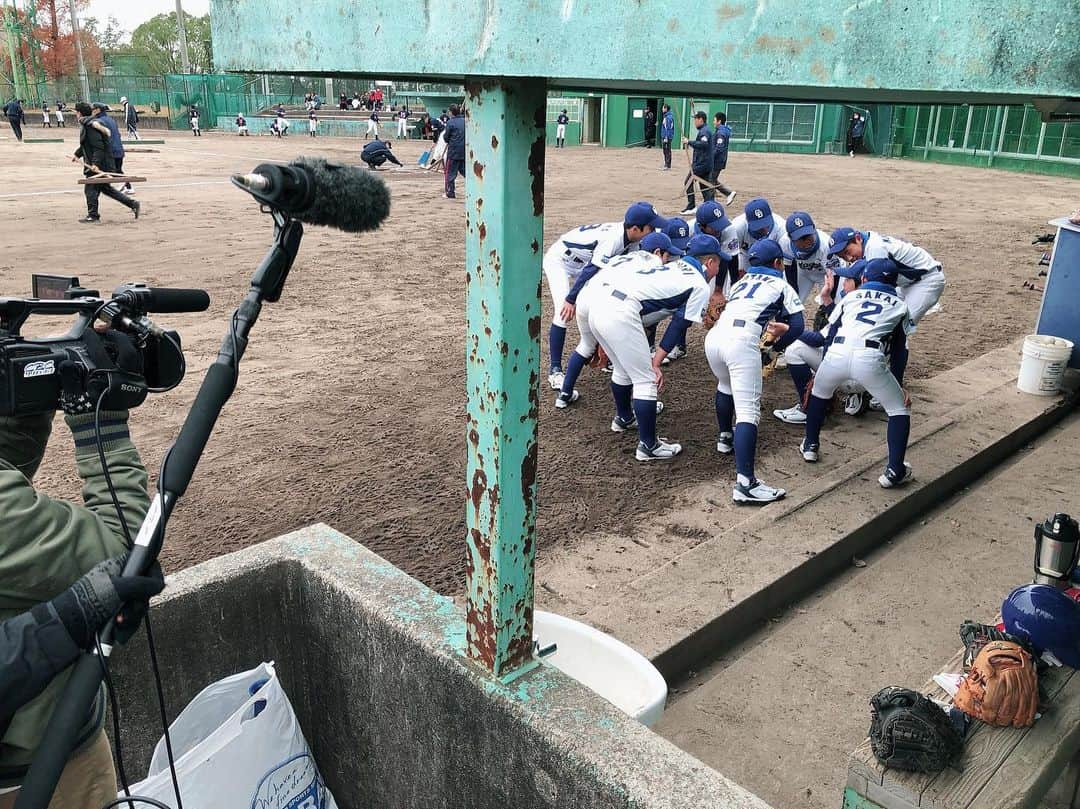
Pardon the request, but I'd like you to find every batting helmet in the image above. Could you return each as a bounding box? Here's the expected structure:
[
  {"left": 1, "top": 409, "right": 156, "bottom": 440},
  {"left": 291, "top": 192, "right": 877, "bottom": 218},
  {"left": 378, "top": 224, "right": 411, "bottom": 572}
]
[{"left": 1002, "top": 583, "right": 1080, "bottom": 668}]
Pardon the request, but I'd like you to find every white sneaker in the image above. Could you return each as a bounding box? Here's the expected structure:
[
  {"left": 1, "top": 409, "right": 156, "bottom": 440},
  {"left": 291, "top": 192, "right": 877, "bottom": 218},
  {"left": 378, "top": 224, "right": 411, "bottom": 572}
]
[
  {"left": 773, "top": 404, "right": 806, "bottom": 424},
  {"left": 554, "top": 390, "right": 579, "bottom": 409},
  {"left": 800, "top": 439, "right": 819, "bottom": 462},
  {"left": 610, "top": 401, "right": 664, "bottom": 433},
  {"left": 716, "top": 431, "right": 734, "bottom": 454},
  {"left": 679, "top": 206, "right": 696, "bottom": 216},
  {"left": 868, "top": 397, "right": 884, "bottom": 412},
  {"left": 599, "top": 362, "right": 613, "bottom": 374},
  {"left": 725, "top": 191, "right": 737, "bottom": 205},
  {"left": 636, "top": 438, "right": 683, "bottom": 461},
  {"left": 665, "top": 345, "right": 687, "bottom": 364},
  {"left": 879, "top": 462, "right": 913, "bottom": 488},
  {"left": 843, "top": 392, "right": 869, "bottom": 416},
  {"left": 733, "top": 479, "right": 786, "bottom": 504},
  {"left": 547, "top": 370, "right": 564, "bottom": 391}
]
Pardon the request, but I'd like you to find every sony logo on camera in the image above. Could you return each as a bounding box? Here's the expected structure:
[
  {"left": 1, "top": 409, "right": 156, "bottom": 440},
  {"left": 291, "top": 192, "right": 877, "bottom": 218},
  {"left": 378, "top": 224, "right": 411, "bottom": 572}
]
[{"left": 22, "top": 360, "right": 56, "bottom": 379}]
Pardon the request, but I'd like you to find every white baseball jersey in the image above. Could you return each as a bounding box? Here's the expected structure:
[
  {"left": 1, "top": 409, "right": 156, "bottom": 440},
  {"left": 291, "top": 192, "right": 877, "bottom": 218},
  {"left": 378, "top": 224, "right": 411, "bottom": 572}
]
[
  {"left": 779, "top": 228, "right": 842, "bottom": 299},
  {"left": 861, "top": 232, "right": 942, "bottom": 288},
  {"left": 826, "top": 283, "right": 914, "bottom": 347},
  {"left": 592, "top": 253, "right": 712, "bottom": 326},
  {"left": 718, "top": 269, "right": 805, "bottom": 331},
  {"left": 727, "top": 212, "right": 786, "bottom": 255},
  {"left": 546, "top": 222, "right": 634, "bottom": 280}
]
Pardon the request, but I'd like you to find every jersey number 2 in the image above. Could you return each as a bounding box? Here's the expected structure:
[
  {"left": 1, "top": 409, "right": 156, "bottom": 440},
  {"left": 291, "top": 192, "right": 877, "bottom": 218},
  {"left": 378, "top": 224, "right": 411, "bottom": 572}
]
[{"left": 855, "top": 301, "right": 884, "bottom": 325}]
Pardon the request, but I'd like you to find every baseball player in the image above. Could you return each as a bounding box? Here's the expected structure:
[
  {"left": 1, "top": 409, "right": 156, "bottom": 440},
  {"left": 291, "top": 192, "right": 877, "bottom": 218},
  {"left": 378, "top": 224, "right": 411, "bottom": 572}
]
[
  {"left": 779, "top": 211, "right": 842, "bottom": 302},
  {"left": 54, "top": 103, "right": 65, "bottom": 127},
  {"left": 41, "top": 104, "right": 51, "bottom": 128},
  {"left": 365, "top": 109, "right": 380, "bottom": 139},
  {"left": 308, "top": 109, "right": 318, "bottom": 137},
  {"left": 692, "top": 201, "right": 742, "bottom": 296},
  {"left": 771, "top": 262, "right": 865, "bottom": 424},
  {"left": 396, "top": 105, "right": 410, "bottom": 139},
  {"left": 189, "top": 106, "right": 201, "bottom": 136},
  {"left": 800, "top": 258, "right": 915, "bottom": 488},
  {"left": 724, "top": 198, "right": 786, "bottom": 275},
  {"left": 564, "top": 233, "right": 724, "bottom": 462},
  {"left": 826, "top": 226, "right": 945, "bottom": 323},
  {"left": 543, "top": 201, "right": 667, "bottom": 390},
  {"left": 556, "top": 109, "right": 569, "bottom": 148},
  {"left": 705, "top": 238, "right": 805, "bottom": 504},
  {"left": 235, "top": 113, "right": 249, "bottom": 135}
]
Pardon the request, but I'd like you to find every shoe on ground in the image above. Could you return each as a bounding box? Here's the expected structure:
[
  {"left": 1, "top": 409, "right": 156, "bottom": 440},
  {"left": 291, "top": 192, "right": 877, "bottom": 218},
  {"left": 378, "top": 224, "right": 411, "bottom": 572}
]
[
  {"left": 554, "top": 390, "right": 580, "bottom": 409},
  {"left": 78, "top": 215, "right": 101, "bottom": 224},
  {"left": 868, "top": 397, "right": 884, "bottom": 412},
  {"left": 800, "top": 439, "right": 819, "bottom": 462},
  {"left": 679, "top": 206, "right": 696, "bottom": 216},
  {"left": 124, "top": 185, "right": 135, "bottom": 194},
  {"left": 636, "top": 438, "right": 682, "bottom": 461},
  {"left": 610, "top": 400, "right": 665, "bottom": 433},
  {"left": 844, "top": 392, "right": 870, "bottom": 416},
  {"left": 665, "top": 345, "right": 687, "bottom": 364},
  {"left": 733, "top": 479, "right": 786, "bottom": 504},
  {"left": 773, "top": 404, "right": 806, "bottom": 424},
  {"left": 716, "top": 431, "right": 734, "bottom": 454},
  {"left": 879, "top": 461, "right": 914, "bottom": 489},
  {"left": 599, "top": 362, "right": 613, "bottom": 374},
  {"left": 547, "top": 370, "right": 564, "bottom": 391},
  {"left": 131, "top": 200, "right": 141, "bottom": 219},
  {"left": 725, "top": 191, "right": 737, "bottom": 205}
]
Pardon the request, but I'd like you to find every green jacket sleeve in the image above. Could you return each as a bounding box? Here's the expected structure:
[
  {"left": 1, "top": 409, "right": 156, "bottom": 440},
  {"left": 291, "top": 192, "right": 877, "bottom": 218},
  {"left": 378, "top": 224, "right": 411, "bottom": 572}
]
[{"left": 0, "top": 410, "right": 149, "bottom": 613}]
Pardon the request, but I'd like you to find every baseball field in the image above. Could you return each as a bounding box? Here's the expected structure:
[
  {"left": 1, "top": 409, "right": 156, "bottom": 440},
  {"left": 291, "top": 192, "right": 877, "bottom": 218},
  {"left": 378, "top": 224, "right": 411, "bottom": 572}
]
[{"left": 2, "top": 132, "right": 1073, "bottom": 588}]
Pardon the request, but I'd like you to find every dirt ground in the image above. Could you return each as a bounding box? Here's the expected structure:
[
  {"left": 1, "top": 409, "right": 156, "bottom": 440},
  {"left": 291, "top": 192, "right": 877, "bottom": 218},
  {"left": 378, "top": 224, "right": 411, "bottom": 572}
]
[{"left": 0, "top": 131, "right": 1075, "bottom": 594}]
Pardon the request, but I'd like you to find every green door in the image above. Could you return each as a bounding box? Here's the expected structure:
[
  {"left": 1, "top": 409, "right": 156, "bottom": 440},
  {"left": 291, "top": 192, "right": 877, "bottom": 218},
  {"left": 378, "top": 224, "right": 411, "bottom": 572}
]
[{"left": 627, "top": 96, "right": 648, "bottom": 146}]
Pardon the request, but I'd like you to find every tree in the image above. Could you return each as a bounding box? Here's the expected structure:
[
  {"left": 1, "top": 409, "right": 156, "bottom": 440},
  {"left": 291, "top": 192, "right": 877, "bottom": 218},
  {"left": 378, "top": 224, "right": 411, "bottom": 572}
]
[
  {"left": 81, "top": 15, "right": 128, "bottom": 51},
  {"left": 130, "top": 12, "right": 212, "bottom": 75}
]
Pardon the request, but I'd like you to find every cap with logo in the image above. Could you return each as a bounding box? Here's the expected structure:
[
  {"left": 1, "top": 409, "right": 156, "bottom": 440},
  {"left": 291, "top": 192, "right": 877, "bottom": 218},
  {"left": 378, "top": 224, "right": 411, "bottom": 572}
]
[
  {"left": 639, "top": 231, "right": 682, "bottom": 257},
  {"left": 695, "top": 201, "right": 731, "bottom": 234},
  {"left": 744, "top": 198, "right": 774, "bottom": 237},
  {"left": 785, "top": 211, "right": 817, "bottom": 242},
  {"left": 624, "top": 201, "right": 668, "bottom": 230},
  {"left": 747, "top": 238, "right": 784, "bottom": 267},
  {"left": 663, "top": 218, "right": 692, "bottom": 251},
  {"left": 827, "top": 227, "right": 860, "bottom": 256}
]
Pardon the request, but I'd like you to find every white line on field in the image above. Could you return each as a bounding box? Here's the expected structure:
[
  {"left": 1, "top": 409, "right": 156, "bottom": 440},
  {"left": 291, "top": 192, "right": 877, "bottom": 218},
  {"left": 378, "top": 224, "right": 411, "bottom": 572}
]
[{"left": 0, "top": 180, "right": 231, "bottom": 199}]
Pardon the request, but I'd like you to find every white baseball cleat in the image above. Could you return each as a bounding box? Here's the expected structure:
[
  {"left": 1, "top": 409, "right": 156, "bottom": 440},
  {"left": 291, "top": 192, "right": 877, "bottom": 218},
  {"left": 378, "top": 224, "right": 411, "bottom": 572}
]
[
  {"left": 800, "top": 439, "right": 819, "bottom": 462},
  {"left": 725, "top": 191, "right": 737, "bottom": 205},
  {"left": 636, "top": 438, "right": 683, "bottom": 461},
  {"left": 609, "top": 401, "right": 665, "bottom": 433},
  {"left": 679, "top": 206, "right": 696, "bottom": 216},
  {"left": 662, "top": 345, "right": 687, "bottom": 365},
  {"left": 547, "top": 370, "right": 564, "bottom": 391},
  {"left": 773, "top": 404, "right": 806, "bottom": 424},
  {"left": 554, "top": 390, "right": 580, "bottom": 409},
  {"left": 716, "top": 431, "right": 734, "bottom": 454},
  {"left": 733, "top": 479, "right": 786, "bottom": 504},
  {"left": 878, "top": 462, "right": 914, "bottom": 488}
]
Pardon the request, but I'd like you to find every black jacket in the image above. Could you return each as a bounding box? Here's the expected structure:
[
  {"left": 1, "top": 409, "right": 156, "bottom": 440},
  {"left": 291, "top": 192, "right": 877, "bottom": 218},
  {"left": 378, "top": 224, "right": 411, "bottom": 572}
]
[
  {"left": 74, "top": 118, "right": 114, "bottom": 173},
  {"left": 444, "top": 114, "right": 466, "bottom": 161}
]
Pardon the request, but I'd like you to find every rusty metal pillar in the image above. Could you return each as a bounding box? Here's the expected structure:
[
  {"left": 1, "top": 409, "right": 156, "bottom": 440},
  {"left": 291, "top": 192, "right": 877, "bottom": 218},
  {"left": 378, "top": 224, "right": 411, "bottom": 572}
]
[{"left": 463, "top": 78, "right": 546, "bottom": 679}]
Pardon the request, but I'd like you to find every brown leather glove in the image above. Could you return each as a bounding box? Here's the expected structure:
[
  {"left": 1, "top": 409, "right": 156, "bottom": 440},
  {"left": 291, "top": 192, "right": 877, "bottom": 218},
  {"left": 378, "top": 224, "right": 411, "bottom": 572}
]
[{"left": 954, "top": 640, "right": 1038, "bottom": 728}]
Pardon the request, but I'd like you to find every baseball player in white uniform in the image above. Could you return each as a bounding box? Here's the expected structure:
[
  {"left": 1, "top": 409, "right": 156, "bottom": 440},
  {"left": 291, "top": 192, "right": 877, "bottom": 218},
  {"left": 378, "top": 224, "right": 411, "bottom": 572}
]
[
  {"left": 801, "top": 258, "right": 916, "bottom": 488},
  {"left": 724, "top": 198, "right": 786, "bottom": 275},
  {"left": 826, "top": 227, "right": 944, "bottom": 323},
  {"left": 543, "top": 201, "right": 667, "bottom": 390},
  {"left": 771, "top": 261, "right": 866, "bottom": 424},
  {"left": 567, "top": 232, "right": 723, "bottom": 461},
  {"left": 779, "top": 211, "right": 842, "bottom": 302},
  {"left": 705, "top": 238, "right": 805, "bottom": 504},
  {"left": 691, "top": 201, "right": 742, "bottom": 296}
]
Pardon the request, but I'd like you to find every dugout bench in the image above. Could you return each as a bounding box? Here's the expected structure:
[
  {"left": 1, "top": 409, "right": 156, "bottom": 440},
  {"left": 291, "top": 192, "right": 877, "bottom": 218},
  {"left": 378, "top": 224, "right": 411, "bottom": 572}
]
[{"left": 845, "top": 636, "right": 1080, "bottom": 808}]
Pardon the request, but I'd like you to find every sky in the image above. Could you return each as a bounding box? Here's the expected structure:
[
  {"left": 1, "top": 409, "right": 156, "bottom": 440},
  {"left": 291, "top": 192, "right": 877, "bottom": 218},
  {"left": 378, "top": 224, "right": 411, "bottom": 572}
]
[{"left": 83, "top": 0, "right": 211, "bottom": 35}]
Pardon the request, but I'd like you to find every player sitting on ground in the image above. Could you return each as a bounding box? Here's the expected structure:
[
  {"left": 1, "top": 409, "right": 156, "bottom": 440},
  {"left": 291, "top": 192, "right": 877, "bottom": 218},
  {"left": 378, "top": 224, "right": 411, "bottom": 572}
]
[
  {"left": 826, "top": 226, "right": 944, "bottom": 324},
  {"left": 543, "top": 202, "right": 667, "bottom": 391},
  {"left": 800, "top": 258, "right": 916, "bottom": 488},
  {"left": 705, "top": 238, "right": 805, "bottom": 504}
]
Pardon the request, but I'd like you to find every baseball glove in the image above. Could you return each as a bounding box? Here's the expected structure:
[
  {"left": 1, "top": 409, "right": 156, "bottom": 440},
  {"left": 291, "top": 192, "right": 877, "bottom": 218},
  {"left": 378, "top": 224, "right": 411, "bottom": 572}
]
[
  {"left": 869, "top": 686, "right": 964, "bottom": 773},
  {"left": 703, "top": 292, "right": 726, "bottom": 330},
  {"left": 760, "top": 331, "right": 779, "bottom": 379},
  {"left": 953, "top": 640, "right": 1038, "bottom": 728},
  {"left": 812, "top": 305, "right": 830, "bottom": 334},
  {"left": 588, "top": 345, "right": 609, "bottom": 369},
  {"left": 959, "top": 620, "right": 1032, "bottom": 670}
]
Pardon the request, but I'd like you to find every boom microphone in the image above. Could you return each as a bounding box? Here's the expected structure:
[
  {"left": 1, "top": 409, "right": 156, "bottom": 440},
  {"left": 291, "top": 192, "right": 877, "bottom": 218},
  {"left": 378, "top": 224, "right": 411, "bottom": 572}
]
[
  {"left": 114, "top": 284, "right": 211, "bottom": 313},
  {"left": 231, "top": 157, "right": 391, "bottom": 233}
]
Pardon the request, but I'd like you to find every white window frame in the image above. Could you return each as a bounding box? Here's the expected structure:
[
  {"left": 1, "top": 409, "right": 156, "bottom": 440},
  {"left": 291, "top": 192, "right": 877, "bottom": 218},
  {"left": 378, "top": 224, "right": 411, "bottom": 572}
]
[
  {"left": 725, "top": 101, "right": 816, "bottom": 145},
  {"left": 547, "top": 97, "right": 582, "bottom": 124}
]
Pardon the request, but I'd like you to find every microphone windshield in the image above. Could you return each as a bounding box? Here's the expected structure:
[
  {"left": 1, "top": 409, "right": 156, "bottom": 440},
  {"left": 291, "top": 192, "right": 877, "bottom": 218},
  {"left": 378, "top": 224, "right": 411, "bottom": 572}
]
[{"left": 289, "top": 157, "right": 391, "bottom": 233}]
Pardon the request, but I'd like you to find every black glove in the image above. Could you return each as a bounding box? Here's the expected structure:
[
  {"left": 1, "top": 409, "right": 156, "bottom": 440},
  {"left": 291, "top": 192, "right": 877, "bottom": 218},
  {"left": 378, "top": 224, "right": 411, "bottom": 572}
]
[
  {"left": 868, "top": 686, "right": 964, "bottom": 773},
  {"left": 51, "top": 555, "right": 165, "bottom": 648},
  {"left": 58, "top": 330, "right": 147, "bottom": 415}
]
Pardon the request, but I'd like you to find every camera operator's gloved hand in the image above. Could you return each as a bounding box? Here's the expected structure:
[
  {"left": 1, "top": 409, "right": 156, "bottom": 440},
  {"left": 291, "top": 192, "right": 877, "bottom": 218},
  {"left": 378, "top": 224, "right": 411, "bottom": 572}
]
[
  {"left": 58, "top": 330, "right": 147, "bottom": 415},
  {"left": 51, "top": 555, "right": 165, "bottom": 647}
]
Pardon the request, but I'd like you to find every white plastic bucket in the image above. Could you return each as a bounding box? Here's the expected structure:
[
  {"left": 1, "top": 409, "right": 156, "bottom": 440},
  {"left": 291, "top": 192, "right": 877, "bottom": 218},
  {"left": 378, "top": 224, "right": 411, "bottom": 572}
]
[
  {"left": 533, "top": 610, "right": 668, "bottom": 727},
  {"left": 1018, "top": 334, "right": 1073, "bottom": 395}
]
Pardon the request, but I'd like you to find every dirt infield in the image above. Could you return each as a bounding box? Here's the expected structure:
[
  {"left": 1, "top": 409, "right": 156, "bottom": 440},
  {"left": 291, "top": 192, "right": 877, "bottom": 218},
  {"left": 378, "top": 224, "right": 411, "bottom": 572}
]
[{"left": 2, "top": 133, "right": 1075, "bottom": 592}]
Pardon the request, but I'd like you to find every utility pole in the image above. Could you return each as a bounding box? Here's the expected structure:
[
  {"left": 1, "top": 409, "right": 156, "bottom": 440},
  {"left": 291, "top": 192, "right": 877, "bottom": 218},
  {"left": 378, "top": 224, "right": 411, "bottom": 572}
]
[
  {"left": 3, "top": 2, "right": 25, "bottom": 101},
  {"left": 67, "top": 0, "right": 89, "bottom": 100},
  {"left": 175, "top": 0, "right": 191, "bottom": 73}
]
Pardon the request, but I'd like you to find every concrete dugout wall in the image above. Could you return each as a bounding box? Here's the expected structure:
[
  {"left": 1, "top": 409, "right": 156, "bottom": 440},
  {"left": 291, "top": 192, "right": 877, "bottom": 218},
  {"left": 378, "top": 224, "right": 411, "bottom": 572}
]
[{"left": 108, "top": 525, "right": 770, "bottom": 809}]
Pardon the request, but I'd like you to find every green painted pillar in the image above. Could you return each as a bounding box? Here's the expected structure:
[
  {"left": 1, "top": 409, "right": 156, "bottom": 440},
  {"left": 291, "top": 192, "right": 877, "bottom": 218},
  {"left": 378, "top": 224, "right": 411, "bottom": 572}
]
[{"left": 463, "top": 78, "right": 546, "bottom": 678}]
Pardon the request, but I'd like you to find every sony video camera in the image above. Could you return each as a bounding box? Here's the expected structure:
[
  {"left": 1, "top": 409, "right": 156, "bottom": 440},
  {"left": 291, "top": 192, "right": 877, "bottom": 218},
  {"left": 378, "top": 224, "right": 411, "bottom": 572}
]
[{"left": 0, "top": 274, "right": 209, "bottom": 417}]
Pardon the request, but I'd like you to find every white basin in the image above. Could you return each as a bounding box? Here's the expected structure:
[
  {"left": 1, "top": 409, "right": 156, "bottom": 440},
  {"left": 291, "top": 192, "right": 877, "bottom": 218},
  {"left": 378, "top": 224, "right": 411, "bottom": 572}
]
[{"left": 533, "top": 610, "right": 668, "bottom": 727}]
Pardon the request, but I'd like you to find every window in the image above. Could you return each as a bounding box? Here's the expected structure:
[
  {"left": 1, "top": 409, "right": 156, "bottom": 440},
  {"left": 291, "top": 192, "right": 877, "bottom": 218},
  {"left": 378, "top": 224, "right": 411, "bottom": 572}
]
[
  {"left": 547, "top": 98, "right": 582, "bottom": 123},
  {"left": 726, "top": 102, "right": 816, "bottom": 144}
]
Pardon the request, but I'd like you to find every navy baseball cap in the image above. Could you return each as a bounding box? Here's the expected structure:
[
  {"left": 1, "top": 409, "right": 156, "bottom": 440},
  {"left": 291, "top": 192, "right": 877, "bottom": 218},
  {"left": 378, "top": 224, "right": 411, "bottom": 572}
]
[
  {"left": 747, "top": 238, "right": 784, "bottom": 267},
  {"left": 640, "top": 231, "right": 682, "bottom": 257},
  {"left": 624, "top": 201, "right": 667, "bottom": 230},
  {"left": 860, "top": 257, "right": 900, "bottom": 285},
  {"left": 664, "top": 218, "right": 692, "bottom": 251},
  {"left": 744, "top": 198, "right": 773, "bottom": 236},
  {"left": 695, "top": 201, "right": 731, "bottom": 233},
  {"left": 685, "top": 233, "right": 722, "bottom": 258},
  {"left": 834, "top": 259, "right": 865, "bottom": 280},
  {"left": 786, "top": 211, "right": 817, "bottom": 241},
  {"left": 827, "top": 227, "right": 859, "bottom": 255}
]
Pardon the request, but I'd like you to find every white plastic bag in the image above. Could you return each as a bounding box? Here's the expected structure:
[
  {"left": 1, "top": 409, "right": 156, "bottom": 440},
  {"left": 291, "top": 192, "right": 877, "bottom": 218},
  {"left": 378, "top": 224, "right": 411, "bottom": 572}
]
[{"left": 126, "top": 662, "right": 337, "bottom": 809}]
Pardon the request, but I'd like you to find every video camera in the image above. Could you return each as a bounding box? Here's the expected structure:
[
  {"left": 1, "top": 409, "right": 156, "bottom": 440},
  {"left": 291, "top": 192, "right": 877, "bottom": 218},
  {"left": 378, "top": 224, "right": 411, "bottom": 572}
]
[{"left": 0, "top": 274, "right": 209, "bottom": 417}]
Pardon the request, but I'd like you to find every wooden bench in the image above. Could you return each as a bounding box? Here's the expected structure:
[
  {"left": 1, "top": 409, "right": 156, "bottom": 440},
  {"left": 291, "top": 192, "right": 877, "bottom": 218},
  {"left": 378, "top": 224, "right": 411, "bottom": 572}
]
[{"left": 845, "top": 642, "right": 1080, "bottom": 808}]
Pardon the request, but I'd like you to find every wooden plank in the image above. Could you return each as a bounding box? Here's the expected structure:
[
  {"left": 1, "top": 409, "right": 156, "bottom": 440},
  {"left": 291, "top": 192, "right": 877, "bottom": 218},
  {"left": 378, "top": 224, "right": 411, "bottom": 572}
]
[
  {"left": 78, "top": 175, "right": 147, "bottom": 185},
  {"left": 851, "top": 736, "right": 887, "bottom": 788},
  {"left": 123, "top": 139, "right": 164, "bottom": 144},
  {"left": 124, "top": 147, "right": 160, "bottom": 153},
  {"left": 23, "top": 138, "right": 65, "bottom": 143},
  {"left": 845, "top": 786, "right": 888, "bottom": 809}
]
